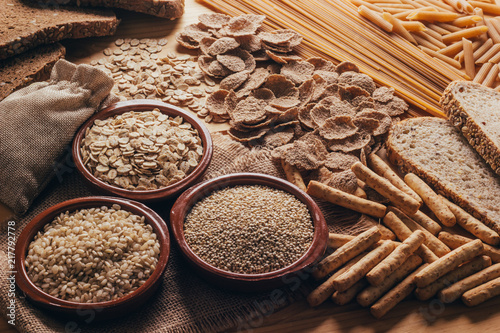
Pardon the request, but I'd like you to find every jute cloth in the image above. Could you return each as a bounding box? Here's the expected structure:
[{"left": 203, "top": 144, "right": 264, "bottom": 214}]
[
  {"left": 0, "top": 133, "right": 373, "bottom": 332},
  {"left": 0, "top": 59, "right": 117, "bottom": 215}
]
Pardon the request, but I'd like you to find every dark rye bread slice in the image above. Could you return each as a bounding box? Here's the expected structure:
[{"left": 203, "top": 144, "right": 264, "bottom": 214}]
[
  {"left": 440, "top": 81, "right": 500, "bottom": 176},
  {"left": 386, "top": 117, "right": 500, "bottom": 234},
  {"left": 1, "top": 0, "right": 118, "bottom": 60},
  {"left": 0, "top": 43, "right": 66, "bottom": 101},
  {"left": 37, "top": 0, "right": 185, "bottom": 20}
]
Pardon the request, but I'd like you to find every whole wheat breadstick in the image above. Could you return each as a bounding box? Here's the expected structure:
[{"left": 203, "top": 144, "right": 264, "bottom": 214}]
[
  {"left": 389, "top": 206, "right": 451, "bottom": 257},
  {"left": 332, "top": 240, "right": 395, "bottom": 292},
  {"left": 383, "top": 211, "right": 438, "bottom": 263},
  {"left": 462, "top": 275, "right": 500, "bottom": 306},
  {"left": 440, "top": 196, "right": 500, "bottom": 246},
  {"left": 438, "top": 232, "right": 500, "bottom": 263},
  {"left": 351, "top": 162, "right": 420, "bottom": 216},
  {"left": 411, "top": 210, "right": 442, "bottom": 235},
  {"left": 307, "top": 181, "right": 386, "bottom": 218},
  {"left": 362, "top": 214, "right": 397, "bottom": 240},
  {"left": 358, "top": 254, "right": 422, "bottom": 307},
  {"left": 415, "top": 255, "right": 491, "bottom": 301},
  {"left": 414, "top": 239, "right": 484, "bottom": 288},
  {"left": 354, "top": 186, "right": 368, "bottom": 199},
  {"left": 332, "top": 279, "right": 369, "bottom": 305},
  {"left": 367, "top": 153, "right": 422, "bottom": 206},
  {"left": 281, "top": 159, "right": 306, "bottom": 191},
  {"left": 404, "top": 173, "right": 456, "bottom": 227},
  {"left": 367, "top": 230, "right": 426, "bottom": 286},
  {"left": 312, "top": 226, "right": 381, "bottom": 280},
  {"left": 328, "top": 233, "right": 400, "bottom": 250},
  {"left": 370, "top": 264, "right": 429, "bottom": 318},
  {"left": 439, "top": 261, "right": 500, "bottom": 303},
  {"left": 307, "top": 253, "right": 365, "bottom": 307}
]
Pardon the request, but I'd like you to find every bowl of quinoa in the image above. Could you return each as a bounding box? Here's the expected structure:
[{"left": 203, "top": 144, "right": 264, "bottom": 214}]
[
  {"left": 170, "top": 173, "right": 328, "bottom": 291},
  {"left": 15, "top": 196, "right": 170, "bottom": 319},
  {"left": 72, "top": 99, "right": 213, "bottom": 202}
]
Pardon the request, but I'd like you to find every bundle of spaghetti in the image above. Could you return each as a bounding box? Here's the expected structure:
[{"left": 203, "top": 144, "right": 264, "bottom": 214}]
[{"left": 198, "top": 0, "right": 467, "bottom": 117}]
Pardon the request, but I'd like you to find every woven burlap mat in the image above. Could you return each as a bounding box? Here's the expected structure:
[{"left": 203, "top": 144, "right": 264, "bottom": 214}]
[{"left": 0, "top": 133, "right": 372, "bottom": 333}]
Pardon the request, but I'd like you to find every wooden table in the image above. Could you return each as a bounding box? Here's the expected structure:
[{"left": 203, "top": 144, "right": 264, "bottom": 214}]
[{"left": 2, "top": 0, "right": 500, "bottom": 332}]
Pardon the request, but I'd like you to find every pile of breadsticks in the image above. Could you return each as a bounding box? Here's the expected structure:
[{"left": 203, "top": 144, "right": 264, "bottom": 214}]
[{"left": 294, "top": 153, "right": 500, "bottom": 318}]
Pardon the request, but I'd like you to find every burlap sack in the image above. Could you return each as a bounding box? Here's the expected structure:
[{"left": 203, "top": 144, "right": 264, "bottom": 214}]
[
  {"left": 0, "top": 133, "right": 373, "bottom": 333},
  {"left": 0, "top": 59, "right": 117, "bottom": 214}
]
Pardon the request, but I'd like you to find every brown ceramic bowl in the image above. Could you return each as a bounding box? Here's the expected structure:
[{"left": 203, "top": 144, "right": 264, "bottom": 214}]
[
  {"left": 15, "top": 196, "right": 170, "bottom": 320},
  {"left": 170, "top": 173, "right": 328, "bottom": 292},
  {"left": 72, "top": 99, "right": 213, "bottom": 202}
]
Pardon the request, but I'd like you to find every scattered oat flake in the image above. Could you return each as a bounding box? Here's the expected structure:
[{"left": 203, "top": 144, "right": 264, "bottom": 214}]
[{"left": 206, "top": 89, "right": 230, "bottom": 117}]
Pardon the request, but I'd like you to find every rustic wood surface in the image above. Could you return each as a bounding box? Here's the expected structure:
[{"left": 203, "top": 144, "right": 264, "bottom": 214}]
[{"left": 1, "top": 0, "right": 499, "bottom": 332}]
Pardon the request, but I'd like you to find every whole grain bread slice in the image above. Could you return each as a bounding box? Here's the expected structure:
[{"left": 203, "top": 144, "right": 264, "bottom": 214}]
[
  {"left": 0, "top": 43, "right": 66, "bottom": 101},
  {"left": 1, "top": 0, "right": 118, "bottom": 60},
  {"left": 386, "top": 117, "right": 500, "bottom": 234},
  {"left": 440, "top": 81, "right": 500, "bottom": 176},
  {"left": 37, "top": 0, "right": 185, "bottom": 20}
]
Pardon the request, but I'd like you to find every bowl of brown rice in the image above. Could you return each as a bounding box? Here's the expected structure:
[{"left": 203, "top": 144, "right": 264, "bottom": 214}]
[
  {"left": 15, "top": 196, "right": 170, "bottom": 319},
  {"left": 170, "top": 173, "right": 328, "bottom": 292},
  {"left": 72, "top": 99, "right": 213, "bottom": 202}
]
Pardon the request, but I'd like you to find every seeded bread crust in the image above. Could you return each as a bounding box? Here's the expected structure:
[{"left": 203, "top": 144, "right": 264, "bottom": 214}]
[
  {"left": 386, "top": 117, "right": 500, "bottom": 234},
  {"left": 440, "top": 81, "right": 500, "bottom": 176},
  {"left": 1, "top": 0, "right": 118, "bottom": 60},
  {"left": 65, "top": 0, "right": 185, "bottom": 19},
  {"left": 0, "top": 43, "right": 66, "bottom": 101}
]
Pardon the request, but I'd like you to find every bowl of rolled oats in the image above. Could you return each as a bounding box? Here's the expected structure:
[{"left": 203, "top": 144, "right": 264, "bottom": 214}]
[
  {"left": 15, "top": 196, "right": 170, "bottom": 319},
  {"left": 170, "top": 173, "right": 328, "bottom": 292},
  {"left": 72, "top": 99, "right": 213, "bottom": 201}
]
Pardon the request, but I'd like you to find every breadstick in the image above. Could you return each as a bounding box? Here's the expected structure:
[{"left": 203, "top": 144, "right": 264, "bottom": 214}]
[
  {"left": 439, "top": 261, "right": 500, "bottom": 303},
  {"left": 332, "top": 240, "right": 395, "bottom": 292},
  {"left": 358, "top": 5, "right": 393, "bottom": 32},
  {"left": 462, "top": 275, "right": 500, "bottom": 306},
  {"left": 383, "top": 13, "right": 417, "bottom": 44},
  {"left": 281, "top": 159, "right": 306, "bottom": 191},
  {"left": 442, "top": 26, "right": 489, "bottom": 44},
  {"left": 463, "top": 38, "right": 476, "bottom": 79},
  {"left": 351, "top": 162, "right": 420, "bottom": 216},
  {"left": 414, "top": 239, "right": 484, "bottom": 288},
  {"left": 332, "top": 279, "right": 369, "bottom": 305},
  {"left": 411, "top": 210, "right": 442, "bottom": 235},
  {"left": 367, "top": 153, "right": 422, "bottom": 206},
  {"left": 328, "top": 233, "right": 400, "bottom": 250},
  {"left": 367, "top": 230, "right": 426, "bottom": 286},
  {"left": 358, "top": 254, "right": 422, "bottom": 306},
  {"left": 307, "top": 181, "right": 386, "bottom": 218},
  {"left": 354, "top": 186, "right": 367, "bottom": 199},
  {"left": 389, "top": 206, "right": 451, "bottom": 257},
  {"left": 415, "top": 255, "right": 491, "bottom": 301},
  {"left": 404, "top": 173, "right": 456, "bottom": 227},
  {"left": 440, "top": 196, "right": 500, "bottom": 246},
  {"left": 312, "top": 226, "right": 381, "bottom": 280},
  {"left": 307, "top": 253, "right": 365, "bottom": 307},
  {"left": 383, "top": 211, "right": 438, "bottom": 263},
  {"left": 468, "top": 1, "right": 500, "bottom": 16},
  {"left": 370, "top": 264, "right": 428, "bottom": 318},
  {"left": 438, "top": 232, "right": 500, "bottom": 263}
]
